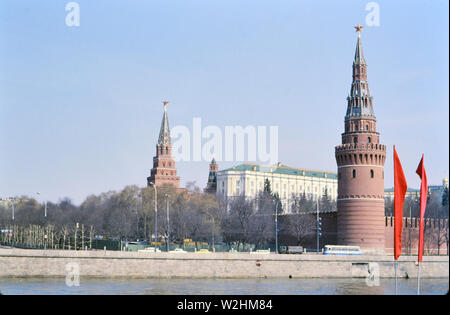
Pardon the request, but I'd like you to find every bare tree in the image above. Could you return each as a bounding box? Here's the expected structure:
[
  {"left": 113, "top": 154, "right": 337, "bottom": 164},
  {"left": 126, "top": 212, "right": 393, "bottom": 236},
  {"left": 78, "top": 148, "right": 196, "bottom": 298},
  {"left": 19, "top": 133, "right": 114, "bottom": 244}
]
[{"left": 286, "top": 194, "right": 315, "bottom": 246}]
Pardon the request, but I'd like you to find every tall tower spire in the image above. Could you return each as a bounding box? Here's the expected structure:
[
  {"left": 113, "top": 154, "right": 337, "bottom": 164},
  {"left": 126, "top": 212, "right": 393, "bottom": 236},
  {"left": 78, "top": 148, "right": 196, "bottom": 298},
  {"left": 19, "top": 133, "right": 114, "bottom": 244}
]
[
  {"left": 353, "top": 24, "right": 366, "bottom": 65},
  {"left": 147, "top": 101, "right": 180, "bottom": 188},
  {"left": 158, "top": 101, "right": 171, "bottom": 146},
  {"left": 335, "top": 26, "right": 386, "bottom": 253}
]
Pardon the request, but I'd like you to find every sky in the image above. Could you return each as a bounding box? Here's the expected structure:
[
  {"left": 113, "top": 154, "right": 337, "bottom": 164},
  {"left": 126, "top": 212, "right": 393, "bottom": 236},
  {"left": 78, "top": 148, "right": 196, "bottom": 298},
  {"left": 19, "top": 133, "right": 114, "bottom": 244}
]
[{"left": 0, "top": 0, "right": 448, "bottom": 205}]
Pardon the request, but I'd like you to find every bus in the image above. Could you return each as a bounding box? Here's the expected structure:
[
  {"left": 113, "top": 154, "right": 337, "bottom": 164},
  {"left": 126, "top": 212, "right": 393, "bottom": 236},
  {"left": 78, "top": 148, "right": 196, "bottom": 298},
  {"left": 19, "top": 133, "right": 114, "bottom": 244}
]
[{"left": 323, "top": 245, "right": 362, "bottom": 255}]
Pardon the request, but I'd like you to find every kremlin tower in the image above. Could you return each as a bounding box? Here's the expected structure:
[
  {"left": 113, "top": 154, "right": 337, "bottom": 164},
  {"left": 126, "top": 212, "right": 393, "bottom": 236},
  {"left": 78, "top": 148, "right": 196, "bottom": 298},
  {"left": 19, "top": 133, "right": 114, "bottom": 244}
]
[
  {"left": 335, "top": 25, "right": 386, "bottom": 252},
  {"left": 204, "top": 158, "right": 218, "bottom": 194},
  {"left": 147, "top": 101, "right": 180, "bottom": 187}
]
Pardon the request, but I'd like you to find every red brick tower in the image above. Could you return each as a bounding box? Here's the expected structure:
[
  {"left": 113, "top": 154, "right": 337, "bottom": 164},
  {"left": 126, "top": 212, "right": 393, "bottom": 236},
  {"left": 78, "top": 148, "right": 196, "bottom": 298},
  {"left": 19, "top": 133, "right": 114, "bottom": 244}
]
[
  {"left": 147, "top": 101, "right": 180, "bottom": 187},
  {"left": 335, "top": 25, "right": 386, "bottom": 252},
  {"left": 204, "top": 158, "right": 218, "bottom": 193}
]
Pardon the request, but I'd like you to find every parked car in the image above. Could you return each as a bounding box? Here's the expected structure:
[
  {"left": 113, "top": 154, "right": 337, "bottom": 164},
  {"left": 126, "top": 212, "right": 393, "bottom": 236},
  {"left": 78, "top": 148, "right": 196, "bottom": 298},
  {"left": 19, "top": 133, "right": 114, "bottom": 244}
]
[
  {"left": 250, "top": 249, "right": 270, "bottom": 255},
  {"left": 195, "top": 249, "right": 211, "bottom": 254},
  {"left": 170, "top": 248, "right": 187, "bottom": 253},
  {"left": 138, "top": 247, "right": 161, "bottom": 253},
  {"left": 287, "top": 246, "right": 304, "bottom": 254},
  {"left": 323, "top": 245, "right": 361, "bottom": 255}
]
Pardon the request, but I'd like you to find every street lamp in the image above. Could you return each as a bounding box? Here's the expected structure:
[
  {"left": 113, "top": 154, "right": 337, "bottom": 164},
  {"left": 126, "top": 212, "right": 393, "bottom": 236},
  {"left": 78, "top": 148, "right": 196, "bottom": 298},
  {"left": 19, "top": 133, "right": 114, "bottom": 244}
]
[
  {"left": 165, "top": 193, "right": 170, "bottom": 252},
  {"left": 37, "top": 192, "right": 48, "bottom": 250},
  {"left": 275, "top": 201, "right": 279, "bottom": 254},
  {"left": 0, "top": 198, "right": 15, "bottom": 222},
  {"left": 204, "top": 211, "right": 216, "bottom": 252},
  {"left": 1, "top": 198, "right": 15, "bottom": 247},
  {"left": 148, "top": 182, "right": 158, "bottom": 252},
  {"left": 316, "top": 199, "right": 321, "bottom": 253}
]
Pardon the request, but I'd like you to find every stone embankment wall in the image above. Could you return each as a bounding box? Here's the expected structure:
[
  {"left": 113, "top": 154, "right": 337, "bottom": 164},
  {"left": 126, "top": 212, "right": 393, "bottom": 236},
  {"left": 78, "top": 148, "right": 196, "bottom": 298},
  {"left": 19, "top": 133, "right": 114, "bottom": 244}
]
[{"left": 0, "top": 249, "right": 448, "bottom": 279}]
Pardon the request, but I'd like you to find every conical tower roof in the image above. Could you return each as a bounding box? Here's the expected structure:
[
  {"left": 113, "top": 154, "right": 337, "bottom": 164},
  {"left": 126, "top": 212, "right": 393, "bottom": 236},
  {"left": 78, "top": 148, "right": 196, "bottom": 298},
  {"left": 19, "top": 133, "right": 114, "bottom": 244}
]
[
  {"left": 158, "top": 101, "right": 171, "bottom": 146},
  {"left": 353, "top": 24, "right": 366, "bottom": 65}
]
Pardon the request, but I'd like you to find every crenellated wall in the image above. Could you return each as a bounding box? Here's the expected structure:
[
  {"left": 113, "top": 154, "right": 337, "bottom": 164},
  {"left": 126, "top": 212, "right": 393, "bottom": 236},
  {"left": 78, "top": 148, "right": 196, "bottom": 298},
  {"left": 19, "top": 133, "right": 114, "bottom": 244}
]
[
  {"left": 280, "top": 213, "right": 449, "bottom": 256},
  {"left": 384, "top": 217, "right": 449, "bottom": 255}
]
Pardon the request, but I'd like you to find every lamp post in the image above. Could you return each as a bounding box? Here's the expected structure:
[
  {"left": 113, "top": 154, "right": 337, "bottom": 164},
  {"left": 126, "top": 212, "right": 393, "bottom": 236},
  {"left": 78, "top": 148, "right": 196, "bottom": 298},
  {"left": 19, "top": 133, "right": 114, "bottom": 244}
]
[
  {"left": 148, "top": 183, "right": 158, "bottom": 252},
  {"left": 204, "top": 212, "right": 216, "bottom": 252},
  {"left": 10, "top": 200, "right": 14, "bottom": 248},
  {"left": 165, "top": 193, "right": 170, "bottom": 252},
  {"left": 316, "top": 199, "right": 321, "bottom": 253},
  {"left": 1, "top": 198, "right": 15, "bottom": 247},
  {"left": 275, "top": 201, "right": 279, "bottom": 254},
  {"left": 37, "top": 192, "right": 48, "bottom": 250}
]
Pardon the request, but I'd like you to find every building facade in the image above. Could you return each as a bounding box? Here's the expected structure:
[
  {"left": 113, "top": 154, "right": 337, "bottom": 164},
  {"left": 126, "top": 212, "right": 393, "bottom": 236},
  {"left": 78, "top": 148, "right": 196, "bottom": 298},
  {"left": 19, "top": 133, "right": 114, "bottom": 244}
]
[
  {"left": 384, "top": 177, "right": 449, "bottom": 202},
  {"left": 335, "top": 25, "right": 387, "bottom": 252},
  {"left": 216, "top": 162, "right": 338, "bottom": 211},
  {"left": 147, "top": 101, "right": 180, "bottom": 188}
]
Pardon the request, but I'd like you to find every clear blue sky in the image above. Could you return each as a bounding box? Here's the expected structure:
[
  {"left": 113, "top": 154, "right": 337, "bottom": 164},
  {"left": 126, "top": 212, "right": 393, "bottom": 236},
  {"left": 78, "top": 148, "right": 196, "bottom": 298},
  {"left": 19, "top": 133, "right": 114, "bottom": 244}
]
[{"left": 1, "top": 0, "right": 448, "bottom": 204}]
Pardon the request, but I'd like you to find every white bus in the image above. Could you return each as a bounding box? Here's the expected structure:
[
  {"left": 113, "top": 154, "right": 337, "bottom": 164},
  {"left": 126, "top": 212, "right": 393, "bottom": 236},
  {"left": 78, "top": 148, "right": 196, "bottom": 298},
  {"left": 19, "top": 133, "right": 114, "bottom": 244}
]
[{"left": 323, "top": 245, "right": 361, "bottom": 255}]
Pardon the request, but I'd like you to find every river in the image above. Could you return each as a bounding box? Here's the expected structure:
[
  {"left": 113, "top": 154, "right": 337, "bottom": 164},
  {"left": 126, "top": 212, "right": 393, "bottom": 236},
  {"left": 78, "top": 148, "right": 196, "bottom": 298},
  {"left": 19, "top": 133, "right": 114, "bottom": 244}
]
[{"left": 0, "top": 278, "right": 447, "bottom": 295}]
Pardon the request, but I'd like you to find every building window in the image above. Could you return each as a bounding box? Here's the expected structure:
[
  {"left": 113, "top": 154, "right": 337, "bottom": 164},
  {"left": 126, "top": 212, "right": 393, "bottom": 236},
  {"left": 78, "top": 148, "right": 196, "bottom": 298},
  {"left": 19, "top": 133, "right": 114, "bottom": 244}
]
[
  {"left": 352, "top": 169, "right": 356, "bottom": 178},
  {"left": 366, "top": 125, "right": 369, "bottom": 131},
  {"left": 370, "top": 169, "right": 374, "bottom": 178},
  {"left": 353, "top": 136, "right": 358, "bottom": 144},
  {"left": 368, "top": 136, "right": 371, "bottom": 143}
]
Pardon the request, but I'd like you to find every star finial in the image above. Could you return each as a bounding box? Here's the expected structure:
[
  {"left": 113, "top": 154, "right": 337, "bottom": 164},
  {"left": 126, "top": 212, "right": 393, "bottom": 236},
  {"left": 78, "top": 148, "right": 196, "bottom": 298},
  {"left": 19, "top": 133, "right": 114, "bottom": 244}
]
[
  {"left": 354, "top": 24, "right": 363, "bottom": 36},
  {"left": 163, "top": 100, "right": 169, "bottom": 109}
]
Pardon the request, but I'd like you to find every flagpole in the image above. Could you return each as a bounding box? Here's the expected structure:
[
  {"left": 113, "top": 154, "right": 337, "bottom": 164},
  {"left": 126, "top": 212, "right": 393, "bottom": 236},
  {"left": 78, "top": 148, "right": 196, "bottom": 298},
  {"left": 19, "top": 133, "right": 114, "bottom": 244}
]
[
  {"left": 417, "top": 262, "right": 421, "bottom": 295},
  {"left": 415, "top": 154, "right": 427, "bottom": 296},
  {"left": 393, "top": 145, "right": 408, "bottom": 296},
  {"left": 395, "top": 261, "right": 398, "bottom": 295}
]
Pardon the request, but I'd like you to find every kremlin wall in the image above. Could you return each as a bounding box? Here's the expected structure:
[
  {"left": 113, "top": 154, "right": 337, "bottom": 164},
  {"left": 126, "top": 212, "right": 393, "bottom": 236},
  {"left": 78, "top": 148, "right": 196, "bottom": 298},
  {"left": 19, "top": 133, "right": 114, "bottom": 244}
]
[{"left": 277, "top": 213, "right": 449, "bottom": 255}]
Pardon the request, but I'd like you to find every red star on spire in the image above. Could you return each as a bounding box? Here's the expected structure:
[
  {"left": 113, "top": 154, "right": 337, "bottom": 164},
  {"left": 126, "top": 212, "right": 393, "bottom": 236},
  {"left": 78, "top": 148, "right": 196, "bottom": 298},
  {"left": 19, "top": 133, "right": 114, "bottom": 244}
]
[{"left": 354, "top": 24, "right": 363, "bottom": 33}]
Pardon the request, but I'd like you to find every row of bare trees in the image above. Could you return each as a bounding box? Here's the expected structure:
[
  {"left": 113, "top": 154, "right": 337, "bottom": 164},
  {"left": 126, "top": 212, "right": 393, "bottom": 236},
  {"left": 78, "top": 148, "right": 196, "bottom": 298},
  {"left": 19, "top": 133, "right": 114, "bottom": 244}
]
[
  {"left": 4, "top": 180, "right": 446, "bottom": 251},
  {"left": 0, "top": 180, "right": 336, "bottom": 249},
  {"left": 0, "top": 184, "right": 219, "bottom": 245}
]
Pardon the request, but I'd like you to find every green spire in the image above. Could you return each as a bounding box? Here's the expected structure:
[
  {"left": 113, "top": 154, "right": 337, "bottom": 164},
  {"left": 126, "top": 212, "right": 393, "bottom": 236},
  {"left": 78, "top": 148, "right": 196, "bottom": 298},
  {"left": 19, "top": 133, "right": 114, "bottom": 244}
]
[
  {"left": 158, "top": 101, "right": 171, "bottom": 146},
  {"left": 353, "top": 24, "right": 366, "bottom": 65}
]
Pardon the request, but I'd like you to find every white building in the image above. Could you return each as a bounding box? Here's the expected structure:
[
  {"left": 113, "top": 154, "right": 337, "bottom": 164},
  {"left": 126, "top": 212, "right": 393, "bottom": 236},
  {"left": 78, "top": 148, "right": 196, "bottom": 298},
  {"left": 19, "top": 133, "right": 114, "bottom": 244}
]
[{"left": 216, "top": 163, "right": 338, "bottom": 212}]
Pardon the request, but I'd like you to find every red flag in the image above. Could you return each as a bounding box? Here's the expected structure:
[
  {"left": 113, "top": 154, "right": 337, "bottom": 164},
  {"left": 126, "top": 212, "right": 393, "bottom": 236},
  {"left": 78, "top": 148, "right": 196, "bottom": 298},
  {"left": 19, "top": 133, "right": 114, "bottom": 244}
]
[
  {"left": 416, "top": 154, "right": 428, "bottom": 263},
  {"left": 393, "top": 146, "right": 408, "bottom": 260}
]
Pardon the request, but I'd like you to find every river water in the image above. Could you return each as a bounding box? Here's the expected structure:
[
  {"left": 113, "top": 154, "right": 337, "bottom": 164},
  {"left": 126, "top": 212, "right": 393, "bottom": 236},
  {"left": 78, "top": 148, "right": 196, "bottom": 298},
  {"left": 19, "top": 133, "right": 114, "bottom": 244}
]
[{"left": 0, "top": 278, "right": 448, "bottom": 295}]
